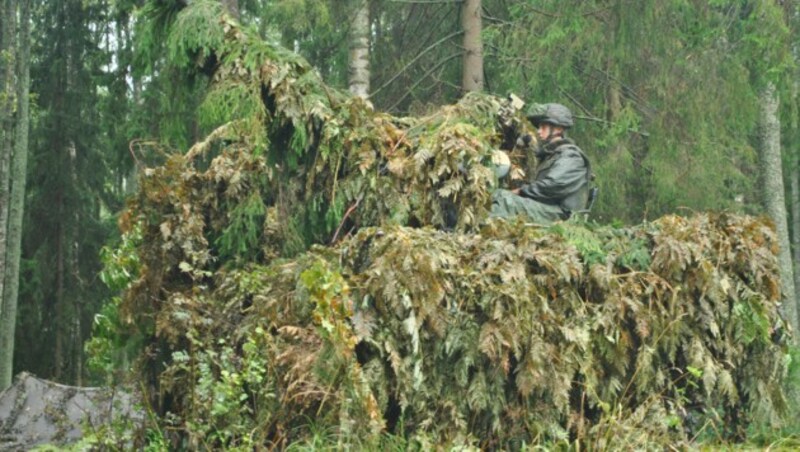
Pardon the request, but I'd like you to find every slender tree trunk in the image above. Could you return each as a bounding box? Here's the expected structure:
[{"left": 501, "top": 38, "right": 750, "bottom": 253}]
[
  {"left": 791, "top": 166, "right": 800, "bottom": 313},
  {"left": 791, "top": 39, "right": 800, "bottom": 330},
  {"left": 461, "top": 0, "right": 483, "bottom": 92},
  {"left": 759, "top": 82, "right": 800, "bottom": 340},
  {"left": 0, "top": 0, "right": 13, "bottom": 388},
  {"left": 349, "top": 0, "right": 370, "bottom": 99},
  {"left": 128, "top": 19, "right": 141, "bottom": 196},
  {"left": 0, "top": 0, "right": 30, "bottom": 389},
  {"left": 789, "top": 58, "right": 800, "bottom": 322},
  {"left": 0, "top": 0, "right": 15, "bottom": 333},
  {"left": 70, "top": 142, "right": 81, "bottom": 385},
  {"left": 54, "top": 191, "right": 64, "bottom": 379}
]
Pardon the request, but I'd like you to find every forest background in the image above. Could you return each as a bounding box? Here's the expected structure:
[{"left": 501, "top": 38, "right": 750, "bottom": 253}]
[{"left": 1, "top": 0, "right": 800, "bottom": 445}]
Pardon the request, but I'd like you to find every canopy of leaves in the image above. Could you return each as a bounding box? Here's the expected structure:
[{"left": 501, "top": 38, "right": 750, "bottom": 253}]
[{"left": 98, "top": 1, "right": 790, "bottom": 448}]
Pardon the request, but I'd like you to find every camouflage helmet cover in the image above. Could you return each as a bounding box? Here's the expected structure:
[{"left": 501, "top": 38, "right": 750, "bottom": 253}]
[{"left": 526, "top": 103, "right": 574, "bottom": 128}]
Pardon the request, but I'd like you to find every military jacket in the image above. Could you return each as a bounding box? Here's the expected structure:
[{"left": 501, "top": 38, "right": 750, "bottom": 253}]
[{"left": 518, "top": 137, "right": 591, "bottom": 213}]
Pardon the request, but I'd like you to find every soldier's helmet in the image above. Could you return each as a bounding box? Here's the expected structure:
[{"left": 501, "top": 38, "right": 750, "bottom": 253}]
[{"left": 526, "top": 103, "right": 574, "bottom": 129}]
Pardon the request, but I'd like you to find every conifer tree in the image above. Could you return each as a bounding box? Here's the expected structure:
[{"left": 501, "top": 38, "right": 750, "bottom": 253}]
[
  {"left": 0, "top": 0, "right": 15, "bottom": 366},
  {"left": 0, "top": 0, "right": 30, "bottom": 390},
  {"left": 11, "top": 0, "right": 120, "bottom": 384}
]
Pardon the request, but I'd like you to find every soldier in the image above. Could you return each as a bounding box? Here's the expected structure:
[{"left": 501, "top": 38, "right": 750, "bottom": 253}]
[{"left": 490, "top": 103, "right": 592, "bottom": 224}]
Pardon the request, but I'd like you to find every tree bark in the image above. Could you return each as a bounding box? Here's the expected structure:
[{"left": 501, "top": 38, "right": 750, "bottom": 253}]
[
  {"left": 461, "top": 0, "right": 483, "bottom": 92},
  {"left": 0, "top": 0, "right": 15, "bottom": 328},
  {"left": 54, "top": 189, "right": 64, "bottom": 380},
  {"left": 0, "top": 0, "right": 30, "bottom": 390},
  {"left": 759, "top": 82, "right": 800, "bottom": 341},
  {"left": 348, "top": 0, "right": 370, "bottom": 99},
  {"left": 791, "top": 24, "right": 800, "bottom": 335},
  {"left": 791, "top": 164, "right": 800, "bottom": 320},
  {"left": 69, "top": 142, "right": 81, "bottom": 385}
]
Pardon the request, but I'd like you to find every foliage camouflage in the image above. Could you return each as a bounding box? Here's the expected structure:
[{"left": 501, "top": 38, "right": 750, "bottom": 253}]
[
  {"left": 96, "top": 1, "right": 790, "bottom": 448},
  {"left": 116, "top": 213, "right": 789, "bottom": 448}
]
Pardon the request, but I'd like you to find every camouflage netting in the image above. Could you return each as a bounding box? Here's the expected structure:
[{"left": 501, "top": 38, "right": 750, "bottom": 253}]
[
  {"left": 121, "top": 214, "right": 789, "bottom": 449},
  {"left": 0, "top": 372, "right": 141, "bottom": 450},
  {"left": 107, "top": 2, "right": 789, "bottom": 449}
]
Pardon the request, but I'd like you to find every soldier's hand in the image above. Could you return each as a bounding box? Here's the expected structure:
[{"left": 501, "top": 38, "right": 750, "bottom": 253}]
[{"left": 516, "top": 133, "right": 534, "bottom": 149}]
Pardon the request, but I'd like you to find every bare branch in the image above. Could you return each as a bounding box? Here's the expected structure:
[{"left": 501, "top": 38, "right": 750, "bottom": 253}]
[
  {"left": 371, "top": 30, "right": 463, "bottom": 97},
  {"left": 387, "top": 52, "right": 461, "bottom": 112}
]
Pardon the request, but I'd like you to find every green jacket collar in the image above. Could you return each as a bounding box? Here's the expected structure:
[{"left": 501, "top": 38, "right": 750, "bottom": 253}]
[{"left": 536, "top": 136, "right": 574, "bottom": 160}]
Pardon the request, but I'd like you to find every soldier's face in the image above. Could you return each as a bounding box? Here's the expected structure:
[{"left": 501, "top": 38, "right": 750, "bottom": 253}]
[
  {"left": 536, "top": 124, "right": 563, "bottom": 141},
  {"left": 536, "top": 124, "right": 553, "bottom": 141}
]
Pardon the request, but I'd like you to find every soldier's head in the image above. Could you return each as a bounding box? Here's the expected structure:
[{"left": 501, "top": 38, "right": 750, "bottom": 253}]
[{"left": 527, "top": 103, "right": 573, "bottom": 142}]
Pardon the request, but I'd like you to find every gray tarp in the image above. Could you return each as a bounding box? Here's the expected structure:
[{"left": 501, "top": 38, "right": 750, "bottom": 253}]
[{"left": 0, "top": 372, "right": 142, "bottom": 450}]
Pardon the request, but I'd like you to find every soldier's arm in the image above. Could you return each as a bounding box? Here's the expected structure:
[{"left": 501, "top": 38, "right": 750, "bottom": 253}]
[{"left": 518, "top": 152, "right": 586, "bottom": 202}]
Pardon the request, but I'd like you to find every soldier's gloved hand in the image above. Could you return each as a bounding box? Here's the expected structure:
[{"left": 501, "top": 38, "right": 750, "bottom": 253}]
[{"left": 516, "top": 134, "right": 533, "bottom": 148}]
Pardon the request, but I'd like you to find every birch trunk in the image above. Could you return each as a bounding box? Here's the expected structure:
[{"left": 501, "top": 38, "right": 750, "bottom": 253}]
[
  {"left": 461, "top": 0, "right": 483, "bottom": 92},
  {"left": 349, "top": 0, "right": 370, "bottom": 99}
]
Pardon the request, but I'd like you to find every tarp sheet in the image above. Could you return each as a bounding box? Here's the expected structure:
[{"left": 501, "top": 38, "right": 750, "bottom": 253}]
[{"left": 0, "top": 372, "right": 141, "bottom": 450}]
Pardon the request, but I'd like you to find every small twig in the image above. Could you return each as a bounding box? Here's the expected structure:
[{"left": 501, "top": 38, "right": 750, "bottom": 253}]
[
  {"left": 128, "top": 139, "right": 163, "bottom": 166},
  {"left": 331, "top": 195, "right": 363, "bottom": 244},
  {"left": 330, "top": 153, "right": 343, "bottom": 206},
  {"left": 371, "top": 30, "right": 463, "bottom": 97},
  {"left": 521, "top": 3, "right": 614, "bottom": 18},
  {"left": 572, "top": 114, "right": 651, "bottom": 138},
  {"left": 128, "top": 141, "right": 142, "bottom": 166},
  {"left": 520, "top": 4, "right": 560, "bottom": 18},
  {"left": 185, "top": 122, "right": 235, "bottom": 160},
  {"left": 558, "top": 88, "right": 591, "bottom": 119},
  {"left": 387, "top": 52, "right": 461, "bottom": 112}
]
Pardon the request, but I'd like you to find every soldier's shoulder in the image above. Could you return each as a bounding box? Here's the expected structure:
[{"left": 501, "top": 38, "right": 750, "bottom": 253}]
[{"left": 555, "top": 140, "right": 584, "bottom": 156}]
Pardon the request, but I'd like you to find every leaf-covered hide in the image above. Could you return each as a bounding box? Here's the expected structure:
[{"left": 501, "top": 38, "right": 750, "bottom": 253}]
[
  {"left": 121, "top": 4, "right": 530, "bottom": 424},
  {"left": 127, "top": 0, "right": 529, "bottom": 261},
  {"left": 127, "top": 213, "right": 787, "bottom": 449},
  {"left": 114, "top": 1, "right": 789, "bottom": 449}
]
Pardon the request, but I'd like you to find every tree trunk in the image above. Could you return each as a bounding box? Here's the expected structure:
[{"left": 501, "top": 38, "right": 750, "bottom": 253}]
[
  {"left": 128, "top": 18, "right": 141, "bottom": 195},
  {"left": 0, "top": 0, "right": 30, "bottom": 390},
  {"left": 792, "top": 41, "right": 800, "bottom": 333},
  {"left": 54, "top": 190, "right": 64, "bottom": 380},
  {"left": 759, "top": 82, "right": 800, "bottom": 341},
  {"left": 789, "top": 57, "right": 800, "bottom": 324},
  {"left": 348, "top": 0, "right": 370, "bottom": 99},
  {"left": 791, "top": 165, "right": 800, "bottom": 318},
  {"left": 0, "top": 0, "right": 15, "bottom": 338},
  {"left": 461, "top": 0, "right": 483, "bottom": 92},
  {"left": 69, "top": 142, "right": 81, "bottom": 385}
]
